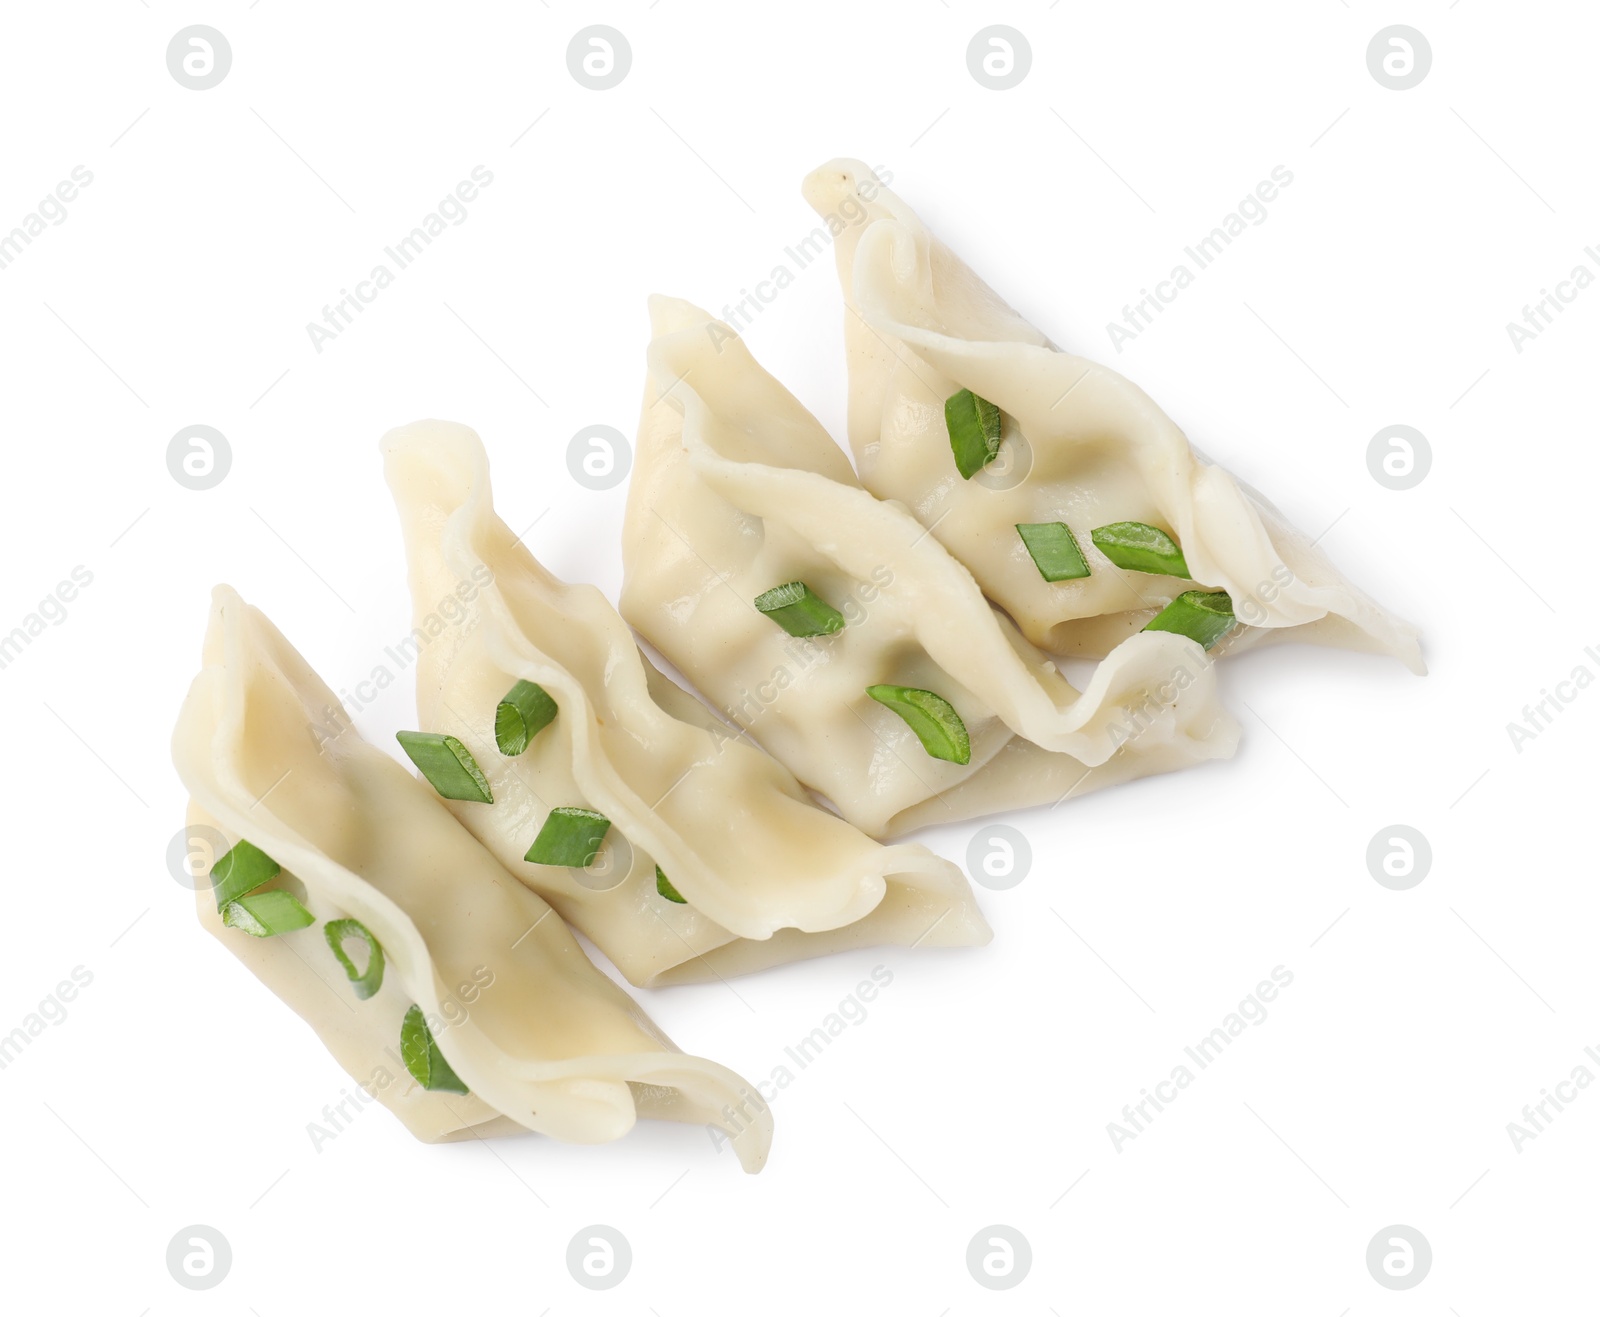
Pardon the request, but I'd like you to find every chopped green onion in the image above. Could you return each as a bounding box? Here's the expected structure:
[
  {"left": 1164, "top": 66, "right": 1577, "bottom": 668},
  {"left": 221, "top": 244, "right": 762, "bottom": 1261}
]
[
  {"left": 1090, "top": 522, "right": 1190, "bottom": 576},
  {"left": 395, "top": 731, "right": 493, "bottom": 803},
  {"left": 1016, "top": 522, "right": 1090, "bottom": 582},
  {"left": 400, "top": 1005, "right": 468, "bottom": 1094},
  {"left": 945, "top": 388, "right": 1003, "bottom": 479},
  {"left": 656, "top": 865, "right": 687, "bottom": 904},
  {"left": 865, "top": 684, "right": 971, "bottom": 765},
  {"left": 524, "top": 807, "right": 611, "bottom": 867},
  {"left": 325, "top": 919, "right": 385, "bottom": 1000},
  {"left": 753, "top": 581, "right": 845, "bottom": 637},
  {"left": 221, "top": 890, "right": 315, "bottom": 938},
  {"left": 494, "top": 679, "right": 558, "bottom": 756},
  {"left": 1144, "top": 590, "right": 1236, "bottom": 649},
  {"left": 210, "top": 838, "right": 280, "bottom": 911},
  {"left": 752, "top": 582, "right": 851, "bottom": 640}
]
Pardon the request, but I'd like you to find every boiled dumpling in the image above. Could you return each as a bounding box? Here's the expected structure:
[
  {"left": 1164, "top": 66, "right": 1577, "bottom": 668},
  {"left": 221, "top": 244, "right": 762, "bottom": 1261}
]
[
  {"left": 172, "top": 586, "right": 772, "bottom": 1170},
  {"left": 381, "top": 421, "right": 991, "bottom": 982},
  {"left": 803, "top": 158, "right": 1423, "bottom": 671},
  {"left": 621, "top": 296, "right": 1238, "bottom": 839}
]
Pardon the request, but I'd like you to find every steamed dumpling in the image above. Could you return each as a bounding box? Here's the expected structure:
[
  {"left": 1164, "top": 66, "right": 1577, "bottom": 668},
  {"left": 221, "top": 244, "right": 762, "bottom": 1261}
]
[
  {"left": 621, "top": 296, "right": 1238, "bottom": 839},
  {"left": 172, "top": 586, "right": 772, "bottom": 1171},
  {"left": 381, "top": 421, "right": 991, "bottom": 983},
  {"left": 803, "top": 158, "right": 1424, "bottom": 671}
]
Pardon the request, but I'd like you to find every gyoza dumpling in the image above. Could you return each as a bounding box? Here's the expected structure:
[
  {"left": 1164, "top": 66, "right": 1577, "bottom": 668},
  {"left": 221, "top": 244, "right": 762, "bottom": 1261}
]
[
  {"left": 171, "top": 587, "right": 772, "bottom": 1170},
  {"left": 381, "top": 422, "right": 990, "bottom": 984},
  {"left": 621, "top": 296, "right": 1237, "bottom": 839},
  {"left": 803, "top": 158, "right": 1424, "bottom": 670}
]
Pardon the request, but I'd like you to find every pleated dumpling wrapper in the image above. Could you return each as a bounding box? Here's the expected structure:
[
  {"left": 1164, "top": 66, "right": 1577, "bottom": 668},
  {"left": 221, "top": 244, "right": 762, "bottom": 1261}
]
[
  {"left": 380, "top": 422, "right": 990, "bottom": 985},
  {"left": 172, "top": 586, "right": 772, "bottom": 1171},
  {"left": 803, "top": 158, "right": 1424, "bottom": 671},
  {"left": 621, "top": 296, "right": 1238, "bottom": 840}
]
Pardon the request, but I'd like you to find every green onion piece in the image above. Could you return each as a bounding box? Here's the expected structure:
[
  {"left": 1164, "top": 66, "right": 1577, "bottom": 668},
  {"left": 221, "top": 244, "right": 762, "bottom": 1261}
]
[
  {"left": 945, "top": 388, "right": 1003, "bottom": 479},
  {"left": 865, "top": 684, "right": 971, "bottom": 765},
  {"left": 494, "top": 680, "right": 558, "bottom": 756},
  {"left": 210, "top": 838, "right": 281, "bottom": 911},
  {"left": 324, "top": 919, "right": 385, "bottom": 1000},
  {"left": 753, "top": 581, "right": 846, "bottom": 637},
  {"left": 524, "top": 807, "right": 611, "bottom": 867},
  {"left": 221, "top": 890, "right": 315, "bottom": 938},
  {"left": 400, "top": 1004, "right": 468, "bottom": 1094},
  {"left": 395, "top": 731, "right": 493, "bottom": 803},
  {"left": 656, "top": 865, "right": 687, "bottom": 904},
  {"left": 1144, "top": 590, "right": 1236, "bottom": 649},
  {"left": 1090, "top": 522, "right": 1190, "bottom": 576},
  {"left": 1016, "top": 522, "right": 1090, "bottom": 582}
]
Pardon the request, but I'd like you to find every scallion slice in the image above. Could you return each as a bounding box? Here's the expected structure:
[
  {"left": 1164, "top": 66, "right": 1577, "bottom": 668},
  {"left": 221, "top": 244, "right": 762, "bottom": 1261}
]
[
  {"left": 1144, "top": 590, "right": 1236, "bottom": 649},
  {"left": 325, "top": 919, "right": 385, "bottom": 1000},
  {"left": 221, "top": 890, "right": 315, "bottom": 938},
  {"left": 656, "top": 865, "right": 687, "bottom": 904},
  {"left": 494, "top": 680, "right": 558, "bottom": 756},
  {"left": 210, "top": 838, "right": 280, "bottom": 911},
  {"left": 1090, "top": 522, "right": 1190, "bottom": 576},
  {"left": 1016, "top": 522, "right": 1090, "bottom": 582},
  {"left": 524, "top": 807, "right": 611, "bottom": 867},
  {"left": 395, "top": 731, "right": 493, "bottom": 803},
  {"left": 945, "top": 388, "right": 1003, "bottom": 479},
  {"left": 865, "top": 684, "right": 971, "bottom": 765},
  {"left": 753, "top": 581, "right": 845, "bottom": 637},
  {"left": 400, "top": 1005, "right": 468, "bottom": 1094}
]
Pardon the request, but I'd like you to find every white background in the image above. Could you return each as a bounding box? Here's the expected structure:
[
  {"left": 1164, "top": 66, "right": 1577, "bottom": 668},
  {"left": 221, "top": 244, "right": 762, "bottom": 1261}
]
[{"left": 1, "top": 1, "right": 1594, "bottom": 1312}]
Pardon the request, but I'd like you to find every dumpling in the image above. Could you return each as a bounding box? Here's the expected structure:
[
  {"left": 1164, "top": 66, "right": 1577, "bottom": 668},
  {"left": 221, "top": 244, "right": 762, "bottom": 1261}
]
[
  {"left": 803, "top": 158, "right": 1424, "bottom": 670},
  {"left": 380, "top": 421, "right": 990, "bottom": 984},
  {"left": 171, "top": 586, "right": 772, "bottom": 1170},
  {"left": 621, "top": 296, "right": 1238, "bottom": 839}
]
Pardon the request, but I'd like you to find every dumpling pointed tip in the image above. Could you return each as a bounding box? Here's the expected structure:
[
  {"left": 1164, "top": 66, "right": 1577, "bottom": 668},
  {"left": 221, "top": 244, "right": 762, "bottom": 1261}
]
[
  {"left": 801, "top": 156, "right": 874, "bottom": 212},
  {"left": 647, "top": 294, "right": 716, "bottom": 339},
  {"left": 378, "top": 421, "right": 490, "bottom": 482}
]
